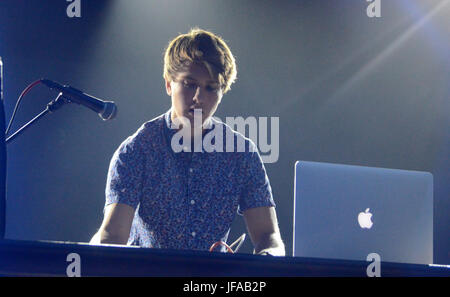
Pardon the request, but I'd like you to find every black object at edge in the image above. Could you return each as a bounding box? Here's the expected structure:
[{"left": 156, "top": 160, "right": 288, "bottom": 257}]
[{"left": 0, "top": 56, "right": 6, "bottom": 240}]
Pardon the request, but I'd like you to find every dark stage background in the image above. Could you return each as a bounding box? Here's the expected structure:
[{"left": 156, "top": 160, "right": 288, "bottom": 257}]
[{"left": 0, "top": 0, "right": 448, "bottom": 264}]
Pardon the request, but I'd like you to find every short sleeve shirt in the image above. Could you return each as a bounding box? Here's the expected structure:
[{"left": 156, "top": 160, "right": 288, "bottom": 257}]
[{"left": 105, "top": 110, "right": 275, "bottom": 252}]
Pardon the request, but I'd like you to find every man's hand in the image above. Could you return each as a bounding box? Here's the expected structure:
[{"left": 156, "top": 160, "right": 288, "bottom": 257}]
[
  {"left": 257, "top": 249, "right": 278, "bottom": 256},
  {"left": 243, "top": 206, "right": 285, "bottom": 256}
]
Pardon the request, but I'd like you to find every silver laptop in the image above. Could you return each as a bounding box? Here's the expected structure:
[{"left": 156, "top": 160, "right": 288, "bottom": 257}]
[{"left": 293, "top": 161, "right": 433, "bottom": 264}]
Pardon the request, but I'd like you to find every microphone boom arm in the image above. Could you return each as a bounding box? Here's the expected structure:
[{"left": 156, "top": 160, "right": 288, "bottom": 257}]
[{"left": 5, "top": 92, "right": 67, "bottom": 144}]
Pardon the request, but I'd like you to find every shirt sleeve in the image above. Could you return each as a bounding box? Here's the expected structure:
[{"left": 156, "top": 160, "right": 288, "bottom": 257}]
[
  {"left": 104, "top": 129, "right": 145, "bottom": 211},
  {"left": 238, "top": 139, "right": 275, "bottom": 215}
]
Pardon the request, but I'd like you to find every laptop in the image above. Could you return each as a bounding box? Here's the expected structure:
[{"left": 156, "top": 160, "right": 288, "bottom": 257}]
[{"left": 293, "top": 161, "right": 433, "bottom": 264}]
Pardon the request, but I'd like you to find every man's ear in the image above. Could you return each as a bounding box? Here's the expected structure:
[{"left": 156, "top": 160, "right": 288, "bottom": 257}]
[{"left": 165, "top": 78, "right": 172, "bottom": 96}]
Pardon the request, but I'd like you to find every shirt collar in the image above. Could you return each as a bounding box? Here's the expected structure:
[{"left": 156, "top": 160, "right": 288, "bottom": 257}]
[
  {"left": 163, "top": 109, "right": 218, "bottom": 153},
  {"left": 164, "top": 109, "right": 215, "bottom": 134}
]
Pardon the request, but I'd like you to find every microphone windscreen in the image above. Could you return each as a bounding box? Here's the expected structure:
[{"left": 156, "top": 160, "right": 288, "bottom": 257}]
[{"left": 100, "top": 101, "right": 117, "bottom": 121}]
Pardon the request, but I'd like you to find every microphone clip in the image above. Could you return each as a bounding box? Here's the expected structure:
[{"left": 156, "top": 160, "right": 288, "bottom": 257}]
[{"left": 47, "top": 92, "right": 69, "bottom": 113}]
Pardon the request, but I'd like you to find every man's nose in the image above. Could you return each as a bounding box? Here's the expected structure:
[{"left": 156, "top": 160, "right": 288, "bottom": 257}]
[{"left": 192, "top": 86, "right": 205, "bottom": 103}]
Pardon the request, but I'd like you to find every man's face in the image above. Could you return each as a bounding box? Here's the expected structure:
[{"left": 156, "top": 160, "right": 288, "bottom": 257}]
[{"left": 165, "top": 62, "right": 223, "bottom": 128}]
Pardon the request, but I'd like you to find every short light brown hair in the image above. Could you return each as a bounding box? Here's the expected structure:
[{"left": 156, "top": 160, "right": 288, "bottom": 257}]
[{"left": 163, "top": 28, "right": 237, "bottom": 94}]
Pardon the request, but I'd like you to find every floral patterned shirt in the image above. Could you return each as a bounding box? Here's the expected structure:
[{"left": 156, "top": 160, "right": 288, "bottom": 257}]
[{"left": 105, "top": 110, "right": 275, "bottom": 252}]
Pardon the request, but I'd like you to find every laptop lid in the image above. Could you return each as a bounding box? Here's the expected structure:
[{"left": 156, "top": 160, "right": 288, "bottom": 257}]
[{"left": 293, "top": 161, "right": 433, "bottom": 264}]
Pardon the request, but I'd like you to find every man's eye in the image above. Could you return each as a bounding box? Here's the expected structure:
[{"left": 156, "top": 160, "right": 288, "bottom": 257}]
[
  {"left": 207, "top": 85, "right": 220, "bottom": 92},
  {"left": 183, "top": 81, "right": 196, "bottom": 89}
]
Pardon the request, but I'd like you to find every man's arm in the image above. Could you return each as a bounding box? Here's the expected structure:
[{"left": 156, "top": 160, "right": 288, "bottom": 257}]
[
  {"left": 243, "top": 206, "right": 285, "bottom": 256},
  {"left": 89, "top": 203, "right": 135, "bottom": 245}
]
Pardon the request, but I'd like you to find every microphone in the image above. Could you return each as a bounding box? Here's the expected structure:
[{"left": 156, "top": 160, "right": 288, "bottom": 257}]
[{"left": 41, "top": 79, "right": 117, "bottom": 120}]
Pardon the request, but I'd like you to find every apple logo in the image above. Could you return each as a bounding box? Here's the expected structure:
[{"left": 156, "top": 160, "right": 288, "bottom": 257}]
[{"left": 358, "top": 208, "right": 373, "bottom": 229}]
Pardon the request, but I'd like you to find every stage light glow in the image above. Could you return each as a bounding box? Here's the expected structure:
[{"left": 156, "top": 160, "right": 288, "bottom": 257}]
[{"left": 328, "top": 0, "right": 449, "bottom": 104}]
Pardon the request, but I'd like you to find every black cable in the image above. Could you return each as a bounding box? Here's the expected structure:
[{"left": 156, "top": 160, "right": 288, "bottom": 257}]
[{"left": 5, "top": 79, "right": 43, "bottom": 136}]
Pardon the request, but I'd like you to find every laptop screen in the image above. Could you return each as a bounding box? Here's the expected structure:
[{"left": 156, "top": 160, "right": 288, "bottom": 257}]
[{"left": 293, "top": 161, "right": 433, "bottom": 264}]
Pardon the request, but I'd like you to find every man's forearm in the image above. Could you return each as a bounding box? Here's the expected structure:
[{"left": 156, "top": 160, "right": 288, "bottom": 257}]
[
  {"left": 253, "top": 232, "right": 285, "bottom": 256},
  {"left": 89, "top": 229, "right": 128, "bottom": 245}
]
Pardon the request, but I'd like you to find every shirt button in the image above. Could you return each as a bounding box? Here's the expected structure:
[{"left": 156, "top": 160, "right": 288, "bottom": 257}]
[
  {"left": 190, "top": 199, "right": 195, "bottom": 205},
  {"left": 191, "top": 232, "right": 196, "bottom": 237},
  {"left": 189, "top": 168, "right": 193, "bottom": 173}
]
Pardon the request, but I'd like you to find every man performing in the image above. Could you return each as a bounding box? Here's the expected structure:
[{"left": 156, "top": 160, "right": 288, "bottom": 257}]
[{"left": 90, "top": 28, "right": 285, "bottom": 256}]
